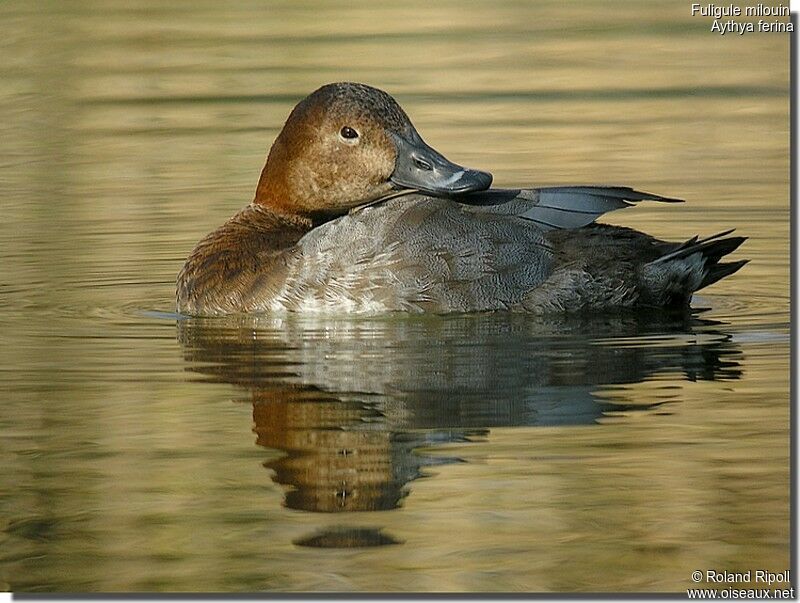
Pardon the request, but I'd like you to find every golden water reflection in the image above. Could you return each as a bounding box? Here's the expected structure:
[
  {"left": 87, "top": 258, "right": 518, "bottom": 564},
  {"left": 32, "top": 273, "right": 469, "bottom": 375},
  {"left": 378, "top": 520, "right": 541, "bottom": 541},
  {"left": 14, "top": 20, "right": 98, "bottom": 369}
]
[{"left": 176, "top": 312, "right": 763, "bottom": 562}]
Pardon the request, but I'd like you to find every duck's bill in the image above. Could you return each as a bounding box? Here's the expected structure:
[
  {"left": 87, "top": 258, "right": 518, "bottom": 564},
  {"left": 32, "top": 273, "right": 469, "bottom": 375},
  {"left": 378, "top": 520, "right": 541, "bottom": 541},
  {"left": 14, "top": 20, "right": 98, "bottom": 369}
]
[{"left": 389, "top": 132, "right": 492, "bottom": 195}]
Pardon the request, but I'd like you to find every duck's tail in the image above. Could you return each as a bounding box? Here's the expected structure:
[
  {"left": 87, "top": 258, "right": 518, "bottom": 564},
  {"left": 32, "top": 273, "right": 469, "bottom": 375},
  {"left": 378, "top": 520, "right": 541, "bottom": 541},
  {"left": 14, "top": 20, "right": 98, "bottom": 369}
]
[{"left": 641, "top": 230, "right": 748, "bottom": 306}]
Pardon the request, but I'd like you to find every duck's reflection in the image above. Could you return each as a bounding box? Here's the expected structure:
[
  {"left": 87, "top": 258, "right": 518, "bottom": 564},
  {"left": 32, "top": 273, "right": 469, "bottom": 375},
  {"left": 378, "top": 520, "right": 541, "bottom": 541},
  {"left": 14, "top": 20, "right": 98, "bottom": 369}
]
[
  {"left": 177, "top": 311, "right": 742, "bottom": 546},
  {"left": 250, "top": 387, "right": 480, "bottom": 513}
]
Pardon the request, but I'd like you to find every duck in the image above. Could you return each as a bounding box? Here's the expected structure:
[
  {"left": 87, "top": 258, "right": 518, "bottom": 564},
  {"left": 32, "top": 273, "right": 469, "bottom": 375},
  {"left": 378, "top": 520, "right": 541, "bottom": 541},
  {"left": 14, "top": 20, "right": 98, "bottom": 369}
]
[{"left": 176, "top": 82, "right": 746, "bottom": 316}]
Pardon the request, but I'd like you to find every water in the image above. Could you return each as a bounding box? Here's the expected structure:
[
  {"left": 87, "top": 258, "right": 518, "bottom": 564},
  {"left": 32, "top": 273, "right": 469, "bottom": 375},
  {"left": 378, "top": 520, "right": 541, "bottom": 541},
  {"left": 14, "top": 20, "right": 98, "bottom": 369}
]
[{"left": 0, "top": 0, "right": 790, "bottom": 593}]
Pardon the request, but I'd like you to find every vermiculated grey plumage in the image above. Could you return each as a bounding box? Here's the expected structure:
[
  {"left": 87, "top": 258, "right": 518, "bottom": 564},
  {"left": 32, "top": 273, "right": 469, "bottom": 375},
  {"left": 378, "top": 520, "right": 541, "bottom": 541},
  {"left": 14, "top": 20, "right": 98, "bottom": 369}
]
[{"left": 248, "top": 187, "right": 746, "bottom": 314}]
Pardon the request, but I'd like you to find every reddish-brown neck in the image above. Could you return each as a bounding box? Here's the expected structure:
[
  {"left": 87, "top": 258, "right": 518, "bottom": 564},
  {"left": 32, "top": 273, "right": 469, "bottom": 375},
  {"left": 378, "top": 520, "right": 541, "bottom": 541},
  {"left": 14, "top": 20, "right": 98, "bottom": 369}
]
[{"left": 253, "top": 137, "right": 298, "bottom": 215}]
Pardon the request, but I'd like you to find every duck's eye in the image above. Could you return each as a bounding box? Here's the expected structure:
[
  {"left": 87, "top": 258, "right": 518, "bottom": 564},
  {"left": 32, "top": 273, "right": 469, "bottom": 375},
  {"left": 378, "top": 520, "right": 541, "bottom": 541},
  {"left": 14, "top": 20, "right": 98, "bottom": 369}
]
[{"left": 339, "top": 126, "right": 359, "bottom": 141}]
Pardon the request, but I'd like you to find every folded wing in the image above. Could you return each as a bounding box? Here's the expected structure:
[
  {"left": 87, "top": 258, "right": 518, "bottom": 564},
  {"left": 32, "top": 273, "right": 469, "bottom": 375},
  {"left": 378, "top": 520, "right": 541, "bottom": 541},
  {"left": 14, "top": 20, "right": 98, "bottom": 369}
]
[{"left": 459, "top": 186, "right": 683, "bottom": 230}]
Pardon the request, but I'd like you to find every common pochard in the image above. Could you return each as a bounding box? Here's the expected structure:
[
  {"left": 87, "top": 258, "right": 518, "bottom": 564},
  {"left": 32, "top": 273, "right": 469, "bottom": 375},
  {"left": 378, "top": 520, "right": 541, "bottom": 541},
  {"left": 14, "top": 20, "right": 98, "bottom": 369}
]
[{"left": 177, "top": 82, "right": 746, "bottom": 315}]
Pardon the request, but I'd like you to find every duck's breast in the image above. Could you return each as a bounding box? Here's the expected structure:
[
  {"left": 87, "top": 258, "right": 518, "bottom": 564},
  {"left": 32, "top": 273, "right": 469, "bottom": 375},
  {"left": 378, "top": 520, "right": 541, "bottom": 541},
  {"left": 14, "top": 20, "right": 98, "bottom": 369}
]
[{"left": 265, "top": 196, "right": 553, "bottom": 313}]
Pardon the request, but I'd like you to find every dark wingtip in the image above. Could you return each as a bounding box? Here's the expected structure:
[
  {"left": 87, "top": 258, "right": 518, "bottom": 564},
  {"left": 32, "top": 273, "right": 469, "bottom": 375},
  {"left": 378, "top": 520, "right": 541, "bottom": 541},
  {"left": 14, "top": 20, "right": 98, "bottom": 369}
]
[
  {"left": 555, "top": 186, "right": 685, "bottom": 203},
  {"left": 630, "top": 189, "right": 684, "bottom": 203},
  {"left": 655, "top": 195, "right": 684, "bottom": 203}
]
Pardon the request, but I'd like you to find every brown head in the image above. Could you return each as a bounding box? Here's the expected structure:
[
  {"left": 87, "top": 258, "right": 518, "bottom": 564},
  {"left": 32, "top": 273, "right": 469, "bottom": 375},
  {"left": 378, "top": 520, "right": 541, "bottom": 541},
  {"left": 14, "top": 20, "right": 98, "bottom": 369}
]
[{"left": 254, "top": 82, "right": 492, "bottom": 221}]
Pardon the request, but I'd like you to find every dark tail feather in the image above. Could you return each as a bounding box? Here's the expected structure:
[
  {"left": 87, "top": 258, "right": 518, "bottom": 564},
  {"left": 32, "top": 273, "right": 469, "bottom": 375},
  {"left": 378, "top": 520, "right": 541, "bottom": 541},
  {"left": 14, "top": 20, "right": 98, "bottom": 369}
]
[
  {"left": 648, "top": 230, "right": 748, "bottom": 294},
  {"left": 699, "top": 259, "right": 749, "bottom": 290},
  {"left": 652, "top": 232, "right": 747, "bottom": 266},
  {"left": 666, "top": 228, "right": 735, "bottom": 257}
]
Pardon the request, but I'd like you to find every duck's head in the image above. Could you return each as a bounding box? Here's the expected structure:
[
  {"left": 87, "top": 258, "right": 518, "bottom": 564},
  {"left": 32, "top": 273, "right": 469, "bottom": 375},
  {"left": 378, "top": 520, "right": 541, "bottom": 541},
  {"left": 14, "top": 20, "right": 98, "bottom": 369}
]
[{"left": 254, "top": 82, "right": 492, "bottom": 220}]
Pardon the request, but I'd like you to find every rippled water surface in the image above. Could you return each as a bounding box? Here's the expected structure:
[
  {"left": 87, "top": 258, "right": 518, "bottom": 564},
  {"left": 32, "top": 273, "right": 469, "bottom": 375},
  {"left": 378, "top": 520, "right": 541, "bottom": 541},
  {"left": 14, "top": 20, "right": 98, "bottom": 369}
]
[{"left": 0, "top": 0, "right": 790, "bottom": 594}]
